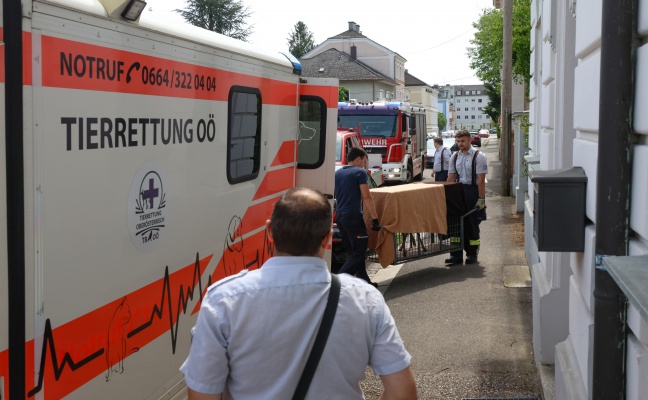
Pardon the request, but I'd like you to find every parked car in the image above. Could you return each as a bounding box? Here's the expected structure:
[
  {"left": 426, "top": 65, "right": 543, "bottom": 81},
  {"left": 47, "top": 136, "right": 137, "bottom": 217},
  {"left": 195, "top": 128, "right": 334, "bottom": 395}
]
[
  {"left": 426, "top": 138, "right": 457, "bottom": 171},
  {"left": 471, "top": 133, "right": 482, "bottom": 147},
  {"left": 443, "top": 138, "right": 457, "bottom": 152},
  {"left": 426, "top": 139, "right": 436, "bottom": 169},
  {"left": 478, "top": 129, "right": 490, "bottom": 138}
]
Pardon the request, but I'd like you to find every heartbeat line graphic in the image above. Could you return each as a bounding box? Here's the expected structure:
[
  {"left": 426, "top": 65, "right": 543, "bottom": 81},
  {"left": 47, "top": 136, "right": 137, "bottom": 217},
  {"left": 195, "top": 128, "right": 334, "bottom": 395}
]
[
  {"left": 27, "top": 253, "right": 212, "bottom": 398},
  {"left": 128, "top": 253, "right": 212, "bottom": 353},
  {"left": 28, "top": 319, "right": 105, "bottom": 397}
]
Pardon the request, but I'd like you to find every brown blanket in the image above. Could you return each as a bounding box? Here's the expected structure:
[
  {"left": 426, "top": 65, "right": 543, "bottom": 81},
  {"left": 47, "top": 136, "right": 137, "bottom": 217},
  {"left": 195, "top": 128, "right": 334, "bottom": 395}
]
[{"left": 365, "top": 183, "right": 447, "bottom": 267}]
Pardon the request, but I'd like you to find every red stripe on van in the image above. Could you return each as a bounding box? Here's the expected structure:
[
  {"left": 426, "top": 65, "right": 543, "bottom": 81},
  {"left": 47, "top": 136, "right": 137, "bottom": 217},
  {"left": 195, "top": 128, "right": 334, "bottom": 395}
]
[
  {"left": 0, "top": 348, "right": 7, "bottom": 399},
  {"left": 40, "top": 35, "right": 297, "bottom": 104},
  {"left": 0, "top": 29, "right": 33, "bottom": 84},
  {"left": 270, "top": 140, "right": 297, "bottom": 166},
  {"left": 299, "top": 84, "right": 339, "bottom": 108},
  {"left": 208, "top": 228, "right": 274, "bottom": 286},
  {"left": 252, "top": 167, "right": 295, "bottom": 201},
  {"left": 21, "top": 254, "right": 212, "bottom": 400},
  {"left": 240, "top": 196, "right": 280, "bottom": 236}
]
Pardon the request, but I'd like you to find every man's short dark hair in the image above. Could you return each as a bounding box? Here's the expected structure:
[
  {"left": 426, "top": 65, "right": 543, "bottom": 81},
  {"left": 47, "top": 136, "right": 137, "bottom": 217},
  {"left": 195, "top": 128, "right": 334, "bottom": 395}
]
[
  {"left": 347, "top": 147, "right": 367, "bottom": 162},
  {"left": 454, "top": 130, "right": 470, "bottom": 139},
  {"left": 270, "top": 187, "right": 332, "bottom": 256},
  {"left": 434, "top": 137, "right": 443, "bottom": 146}
]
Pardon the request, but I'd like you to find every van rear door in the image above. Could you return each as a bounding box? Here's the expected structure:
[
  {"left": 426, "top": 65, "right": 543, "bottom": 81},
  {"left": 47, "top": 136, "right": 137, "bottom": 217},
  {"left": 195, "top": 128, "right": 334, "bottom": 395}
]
[{"left": 296, "top": 77, "right": 339, "bottom": 199}]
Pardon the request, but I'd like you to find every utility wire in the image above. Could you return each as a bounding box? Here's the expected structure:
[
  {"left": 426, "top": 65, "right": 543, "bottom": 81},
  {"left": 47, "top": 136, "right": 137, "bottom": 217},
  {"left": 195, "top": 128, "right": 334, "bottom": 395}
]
[
  {"left": 439, "top": 74, "right": 479, "bottom": 84},
  {"left": 409, "top": 28, "right": 476, "bottom": 54}
]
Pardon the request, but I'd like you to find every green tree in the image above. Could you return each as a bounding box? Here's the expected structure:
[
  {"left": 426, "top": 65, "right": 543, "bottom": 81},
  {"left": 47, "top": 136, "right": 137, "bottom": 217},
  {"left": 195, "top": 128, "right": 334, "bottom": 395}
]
[
  {"left": 466, "top": 0, "right": 530, "bottom": 114},
  {"left": 338, "top": 86, "right": 349, "bottom": 102},
  {"left": 176, "top": 0, "right": 253, "bottom": 42},
  {"left": 467, "top": 8, "right": 503, "bottom": 85},
  {"left": 288, "top": 21, "right": 316, "bottom": 59},
  {"left": 511, "top": 1, "right": 531, "bottom": 85},
  {"left": 438, "top": 112, "right": 447, "bottom": 131},
  {"left": 482, "top": 81, "right": 501, "bottom": 124}
]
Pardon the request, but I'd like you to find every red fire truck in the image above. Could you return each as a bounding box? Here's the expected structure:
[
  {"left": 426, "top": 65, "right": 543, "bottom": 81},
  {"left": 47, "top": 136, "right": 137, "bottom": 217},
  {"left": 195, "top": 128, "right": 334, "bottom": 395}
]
[{"left": 337, "top": 101, "right": 427, "bottom": 183}]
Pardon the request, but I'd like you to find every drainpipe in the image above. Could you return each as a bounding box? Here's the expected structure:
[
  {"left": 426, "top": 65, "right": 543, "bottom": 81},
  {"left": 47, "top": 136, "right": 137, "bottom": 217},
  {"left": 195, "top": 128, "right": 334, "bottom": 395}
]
[
  {"left": 592, "top": 0, "right": 636, "bottom": 398},
  {"left": 4, "top": 0, "right": 26, "bottom": 398}
]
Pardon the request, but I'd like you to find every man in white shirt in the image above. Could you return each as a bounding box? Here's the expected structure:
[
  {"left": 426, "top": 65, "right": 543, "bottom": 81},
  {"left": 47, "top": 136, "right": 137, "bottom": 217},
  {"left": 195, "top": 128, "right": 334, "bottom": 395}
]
[
  {"left": 431, "top": 137, "right": 451, "bottom": 182},
  {"left": 446, "top": 130, "right": 488, "bottom": 265},
  {"left": 180, "top": 187, "right": 417, "bottom": 400}
]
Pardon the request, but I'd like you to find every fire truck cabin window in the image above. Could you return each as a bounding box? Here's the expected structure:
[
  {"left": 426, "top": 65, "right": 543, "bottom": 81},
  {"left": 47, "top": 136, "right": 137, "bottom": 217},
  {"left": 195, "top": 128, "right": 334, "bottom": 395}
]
[
  {"left": 227, "top": 87, "right": 261, "bottom": 184},
  {"left": 337, "top": 115, "right": 397, "bottom": 137}
]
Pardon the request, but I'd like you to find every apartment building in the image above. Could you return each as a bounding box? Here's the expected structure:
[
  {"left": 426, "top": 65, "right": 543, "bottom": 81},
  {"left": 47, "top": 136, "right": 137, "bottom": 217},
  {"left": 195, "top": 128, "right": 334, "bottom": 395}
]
[{"left": 453, "top": 84, "right": 491, "bottom": 131}]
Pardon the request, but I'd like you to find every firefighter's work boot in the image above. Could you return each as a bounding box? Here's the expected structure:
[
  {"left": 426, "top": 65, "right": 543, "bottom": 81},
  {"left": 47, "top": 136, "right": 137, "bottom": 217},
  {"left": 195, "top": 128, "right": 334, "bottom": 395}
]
[
  {"left": 465, "top": 256, "right": 478, "bottom": 264},
  {"left": 444, "top": 256, "right": 463, "bottom": 265}
]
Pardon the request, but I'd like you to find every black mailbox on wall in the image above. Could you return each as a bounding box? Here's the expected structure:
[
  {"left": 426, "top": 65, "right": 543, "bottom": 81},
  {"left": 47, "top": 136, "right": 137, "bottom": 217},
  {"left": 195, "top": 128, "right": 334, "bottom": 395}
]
[{"left": 530, "top": 166, "right": 587, "bottom": 252}]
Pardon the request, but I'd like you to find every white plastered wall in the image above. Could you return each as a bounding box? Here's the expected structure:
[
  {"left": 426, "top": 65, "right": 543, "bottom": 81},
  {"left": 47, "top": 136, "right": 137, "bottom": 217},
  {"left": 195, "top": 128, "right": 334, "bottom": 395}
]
[
  {"left": 625, "top": 2, "right": 648, "bottom": 399},
  {"left": 550, "top": 0, "right": 648, "bottom": 399},
  {"left": 528, "top": 0, "right": 577, "bottom": 367}
]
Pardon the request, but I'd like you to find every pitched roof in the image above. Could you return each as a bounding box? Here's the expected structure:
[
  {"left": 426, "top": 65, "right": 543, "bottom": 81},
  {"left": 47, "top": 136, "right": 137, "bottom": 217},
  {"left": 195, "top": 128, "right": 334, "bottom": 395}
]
[
  {"left": 300, "top": 48, "right": 395, "bottom": 83},
  {"left": 329, "top": 29, "right": 367, "bottom": 40},
  {"left": 404, "top": 70, "right": 430, "bottom": 87},
  {"left": 323, "top": 26, "right": 405, "bottom": 61},
  {"left": 454, "top": 84, "right": 486, "bottom": 91}
]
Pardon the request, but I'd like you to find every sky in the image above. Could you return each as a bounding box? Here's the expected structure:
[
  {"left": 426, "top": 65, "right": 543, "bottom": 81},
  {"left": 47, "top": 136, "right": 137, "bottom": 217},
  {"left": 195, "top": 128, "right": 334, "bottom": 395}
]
[{"left": 147, "top": 0, "right": 495, "bottom": 86}]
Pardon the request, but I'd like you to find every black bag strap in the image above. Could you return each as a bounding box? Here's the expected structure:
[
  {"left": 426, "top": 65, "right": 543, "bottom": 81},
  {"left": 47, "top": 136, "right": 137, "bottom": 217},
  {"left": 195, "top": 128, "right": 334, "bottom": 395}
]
[
  {"left": 440, "top": 147, "right": 447, "bottom": 172},
  {"left": 292, "top": 274, "right": 341, "bottom": 400},
  {"left": 471, "top": 150, "right": 480, "bottom": 185}
]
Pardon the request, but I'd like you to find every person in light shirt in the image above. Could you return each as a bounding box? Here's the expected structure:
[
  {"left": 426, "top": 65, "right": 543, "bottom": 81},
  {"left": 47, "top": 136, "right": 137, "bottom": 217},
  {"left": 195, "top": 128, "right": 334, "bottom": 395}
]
[
  {"left": 446, "top": 130, "right": 488, "bottom": 265},
  {"left": 431, "top": 137, "right": 452, "bottom": 182},
  {"left": 180, "top": 187, "right": 417, "bottom": 400}
]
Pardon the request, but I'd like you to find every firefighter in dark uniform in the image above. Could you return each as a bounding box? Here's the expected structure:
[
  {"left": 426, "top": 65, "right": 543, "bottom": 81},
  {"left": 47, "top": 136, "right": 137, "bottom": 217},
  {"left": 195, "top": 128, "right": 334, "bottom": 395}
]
[{"left": 445, "top": 130, "right": 488, "bottom": 265}]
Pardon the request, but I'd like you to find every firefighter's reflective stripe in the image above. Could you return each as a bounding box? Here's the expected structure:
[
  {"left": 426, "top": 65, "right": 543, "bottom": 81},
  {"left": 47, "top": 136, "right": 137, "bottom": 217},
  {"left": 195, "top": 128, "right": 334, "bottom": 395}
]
[
  {"left": 450, "top": 237, "right": 461, "bottom": 243},
  {"left": 469, "top": 239, "right": 480, "bottom": 246}
]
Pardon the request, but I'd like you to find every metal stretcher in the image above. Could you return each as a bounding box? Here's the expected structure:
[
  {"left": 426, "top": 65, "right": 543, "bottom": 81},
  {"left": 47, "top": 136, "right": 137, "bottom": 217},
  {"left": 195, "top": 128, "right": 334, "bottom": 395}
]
[{"left": 365, "top": 207, "right": 478, "bottom": 265}]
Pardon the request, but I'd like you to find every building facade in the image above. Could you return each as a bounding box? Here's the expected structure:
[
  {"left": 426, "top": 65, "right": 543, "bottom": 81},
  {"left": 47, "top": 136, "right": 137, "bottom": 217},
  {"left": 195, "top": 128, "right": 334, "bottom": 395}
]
[
  {"left": 527, "top": 1, "right": 648, "bottom": 399},
  {"left": 300, "top": 48, "right": 396, "bottom": 102},
  {"left": 436, "top": 84, "right": 455, "bottom": 131},
  {"left": 301, "top": 21, "right": 406, "bottom": 102},
  {"left": 453, "top": 84, "right": 491, "bottom": 131},
  {"left": 405, "top": 70, "right": 439, "bottom": 134}
]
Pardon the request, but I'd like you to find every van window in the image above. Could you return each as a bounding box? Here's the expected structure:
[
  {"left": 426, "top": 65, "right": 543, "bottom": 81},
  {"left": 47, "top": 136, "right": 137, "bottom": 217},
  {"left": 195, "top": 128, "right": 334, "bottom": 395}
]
[
  {"left": 227, "top": 87, "right": 261, "bottom": 183},
  {"left": 298, "top": 96, "right": 327, "bottom": 169}
]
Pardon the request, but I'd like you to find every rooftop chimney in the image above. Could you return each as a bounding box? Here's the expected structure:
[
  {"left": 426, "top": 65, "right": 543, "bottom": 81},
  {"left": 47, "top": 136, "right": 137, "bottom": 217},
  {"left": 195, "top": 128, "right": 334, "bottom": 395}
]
[{"left": 348, "top": 21, "right": 356, "bottom": 31}]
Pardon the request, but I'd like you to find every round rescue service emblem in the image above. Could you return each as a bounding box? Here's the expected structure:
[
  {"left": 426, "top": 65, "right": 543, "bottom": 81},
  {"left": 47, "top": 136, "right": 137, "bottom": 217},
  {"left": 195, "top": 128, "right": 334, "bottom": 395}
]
[{"left": 127, "top": 161, "right": 170, "bottom": 252}]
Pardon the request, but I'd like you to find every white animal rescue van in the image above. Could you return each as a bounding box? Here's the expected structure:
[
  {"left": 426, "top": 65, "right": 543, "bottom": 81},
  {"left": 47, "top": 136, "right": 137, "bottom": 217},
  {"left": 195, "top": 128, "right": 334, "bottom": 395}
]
[{"left": 0, "top": 0, "right": 339, "bottom": 398}]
